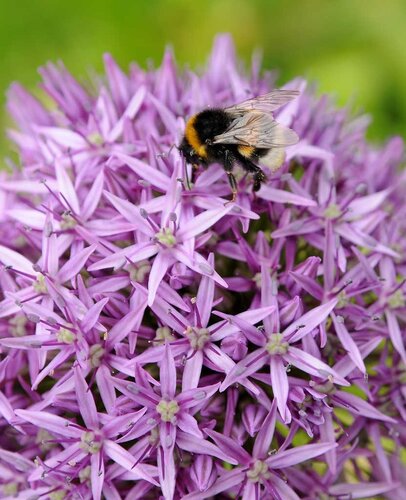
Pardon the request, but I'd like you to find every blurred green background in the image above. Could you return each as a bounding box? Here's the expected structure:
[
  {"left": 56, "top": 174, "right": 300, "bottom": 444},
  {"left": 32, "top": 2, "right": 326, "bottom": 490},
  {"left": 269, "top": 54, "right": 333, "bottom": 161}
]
[{"left": 1, "top": 0, "right": 406, "bottom": 156}]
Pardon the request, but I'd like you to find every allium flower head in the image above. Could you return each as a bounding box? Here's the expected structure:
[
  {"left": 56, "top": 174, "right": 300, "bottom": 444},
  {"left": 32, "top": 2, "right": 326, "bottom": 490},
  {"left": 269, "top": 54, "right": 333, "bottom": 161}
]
[{"left": 0, "top": 34, "right": 405, "bottom": 499}]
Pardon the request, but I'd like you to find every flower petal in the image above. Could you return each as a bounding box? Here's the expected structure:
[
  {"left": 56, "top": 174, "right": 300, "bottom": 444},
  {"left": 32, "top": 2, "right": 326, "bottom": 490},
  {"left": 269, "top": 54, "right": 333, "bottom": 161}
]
[
  {"left": 271, "top": 356, "right": 290, "bottom": 423},
  {"left": 15, "top": 409, "right": 80, "bottom": 438},
  {"left": 283, "top": 298, "right": 338, "bottom": 343},
  {"left": 115, "top": 152, "right": 170, "bottom": 191},
  {"left": 103, "top": 439, "right": 158, "bottom": 485},
  {"left": 74, "top": 366, "right": 99, "bottom": 430},
  {"left": 267, "top": 442, "right": 337, "bottom": 469}
]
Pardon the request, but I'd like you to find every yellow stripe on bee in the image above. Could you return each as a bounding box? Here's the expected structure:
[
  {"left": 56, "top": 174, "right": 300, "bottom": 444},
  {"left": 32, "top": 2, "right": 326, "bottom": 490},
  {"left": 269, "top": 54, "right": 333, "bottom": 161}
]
[
  {"left": 238, "top": 145, "right": 255, "bottom": 158},
  {"left": 185, "top": 115, "right": 207, "bottom": 158}
]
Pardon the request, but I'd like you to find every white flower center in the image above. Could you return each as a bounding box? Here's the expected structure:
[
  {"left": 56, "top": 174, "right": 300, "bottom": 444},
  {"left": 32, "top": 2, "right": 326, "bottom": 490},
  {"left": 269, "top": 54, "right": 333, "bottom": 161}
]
[
  {"left": 89, "top": 344, "right": 105, "bottom": 368},
  {"left": 33, "top": 273, "right": 47, "bottom": 294},
  {"left": 129, "top": 259, "right": 151, "bottom": 282},
  {"left": 324, "top": 203, "right": 342, "bottom": 219},
  {"left": 184, "top": 326, "right": 210, "bottom": 350},
  {"left": 10, "top": 315, "right": 27, "bottom": 337},
  {"left": 79, "top": 465, "right": 91, "bottom": 483},
  {"left": 49, "top": 490, "right": 67, "bottom": 500},
  {"left": 266, "top": 333, "right": 289, "bottom": 355},
  {"left": 154, "top": 326, "right": 175, "bottom": 344},
  {"left": 156, "top": 399, "right": 179, "bottom": 423},
  {"left": 57, "top": 327, "right": 76, "bottom": 344},
  {"left": 253, "top": 272, "right": 262, "bottom": 289},
  {"left": 156, "top": 227, "right": 176, "bottom": 247},
  {"left": 247, "top": 460, "right": 271, "bottom": 483},
  {"left": 87, "top": 131, "right": 104, "bottom": 145},
  {"left": 80, "top": 431, "right": 102, "bottom": 454},
  {"left": 60, "top": 212, "right": 77, "bottom": 229},
  {"left": 336, "top": 290, "right": 349, "bottom": 308}
]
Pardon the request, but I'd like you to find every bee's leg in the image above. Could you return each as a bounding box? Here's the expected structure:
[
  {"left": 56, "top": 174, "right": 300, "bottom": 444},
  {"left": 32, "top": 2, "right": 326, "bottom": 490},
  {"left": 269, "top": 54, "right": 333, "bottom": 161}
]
[
  {"left": 253, "top": 168, "right": 266, "bottom": 192},
  {"left": 238, "top": 157, "right": 266, "bottom": 192},
  {"left": 224, "top": 150, "right": 237, "bottom": 204}
]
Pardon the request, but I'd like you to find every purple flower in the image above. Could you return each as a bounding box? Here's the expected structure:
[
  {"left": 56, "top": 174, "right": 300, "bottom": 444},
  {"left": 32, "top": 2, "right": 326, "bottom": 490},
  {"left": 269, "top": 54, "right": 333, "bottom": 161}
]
[{"left": 0, "top": 34, "right": 405, "bottom": 498}]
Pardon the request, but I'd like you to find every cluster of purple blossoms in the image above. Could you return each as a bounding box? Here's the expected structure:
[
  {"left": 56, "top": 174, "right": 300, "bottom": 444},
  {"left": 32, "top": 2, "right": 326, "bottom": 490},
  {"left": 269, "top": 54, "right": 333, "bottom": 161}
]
[{"left": 0, "top": 34, "right": 405, "bottom": 499}]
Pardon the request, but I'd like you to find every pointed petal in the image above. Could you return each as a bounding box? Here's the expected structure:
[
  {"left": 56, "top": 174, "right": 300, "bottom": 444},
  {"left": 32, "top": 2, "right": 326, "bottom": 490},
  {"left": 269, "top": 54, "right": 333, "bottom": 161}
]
[
  {"left": 258, "top": 186, "right": 317, "bottom": 206},
  {"left": 90, "top": 452, "right": 104, "bottom": 500},
  {"left": 182, "top": 351, "right": 204, "bottom": 390},
  {"left": 103, "top": 439, "right": 158, "bottom": 485},
  {"left": 160, "top": 343, "right": 177, "bottom": 399},
  {"left": 177, "top": 383, "right": 220, "bottom": 409},
  {"left": 329, "top": 482, "right": 399, "bottom": 498},
  {"left": 270, "top": 473, "right": 301, "bottom": 500},
  {"left": 107, "top": 294, "right": 147, "bottom": 346},
  {"left": 319, "top": 410, "right": 336, "bottom": 474},
  {"left": 177, "top": 205, "right": 233, "bottom": 241},
  {"left": 220, "top": 348, "right": 268, "bottom": 391},
  {"left": 57, "top": 244, "right": 97, "bottom": 284},
  {"left": 115, "top": 152, "right": 170, "bottom": 191},
  {"left": 289, "top": 272, "right": 323, "bottom": 300},
  {"left": 15, "top": 409, "right": 80, "bottom": 438},
  {"left": 81, "top": 170, "right": 105, "bottom": 220},
  {"left": 147, "top": 251, "right": 171, "bottom": 306},
  {"left": 332, "top": 314, "right": 365, "bottom": 373},
  {"left": 267, "top": 442, "right": 337, "bottom": 469},
  {"left": 214, "top": 309, "right": 272, "bottom": 345},
  {"left": 253, "top": 399, "right": 277, "bottom": 458},
  {"left": 81, "top": 298, "right": 109, "bottom": 333},
  {"left": 0, "top": 334, "right": 54, "bottom": 349},
  {"left": 55, "top": 159, "right": 80, "bottom": 213},
  {"left": 386, "top": 310, "right": 406, "bottom": 364},
  {"left": 0, "top": 449, "right": 33, "bottom": 473},
  {"left": 96, "top": 365, "right": 117, "bottom": 414},
  {"left": 6, "top": 208, "right": 46, "bottom": 230},
  {"left": 88, "top": 242, "right": 157, "bottom": 271},
  {"left": 212, "top": 306, "right": 275, "bottom": 342},
  {"left": 74, "top": 367, "right": 98, "bottom": 429},
  {"left": 172, "top": 248, "right": 228, "bottom": 289},
  {"left": 177, "top": 413, "right": 203, "bottom": 439},
  {"left": 333, "top": 337, "right": 382, "bottom": 378},
  {"left": 36, "top": 125, "right": 87, "bottom": 149},
  {"left": 334, "top": 390, "right": 396, "bottom": 423},
  {"left": 205, "top": 345, "right": 261, "bottom": 396},
  {"left": 103, "top": 190, "right": 151, "bottom": 235},
  {"left": 108, "top": 86, "right": 146, "bottom": 142},
  {"left": 346, "top": 189, "right": 390, "bottom": 217},
  {"left": 158, "top": 423, "right": 177, "bottom": 500},
  {"left": 283, "top": 298, "right": 338, "bottom": 343},
  {"left": 205, "top": 428, "right": 251, "bottom": 465},
  {"left": 285, "top": 347, "right": 349, "bottom": 386},
  {"left": 183, "top": 469, "right": 246, "bottom": 500},
  {"left": 196, "top": 253, "right": 215, "bottom": 327},
  {"left": 261, "top": 266, "right": 280, "bottom": 333},
  {"left": 271, "top": 356, "right": 290, "bottom": 422},
  {"left": 0, "top": 245, "right": 34, "bottom": 274},
  {"left": 177, "top": 430, "right": 239, "bottom": 465}
]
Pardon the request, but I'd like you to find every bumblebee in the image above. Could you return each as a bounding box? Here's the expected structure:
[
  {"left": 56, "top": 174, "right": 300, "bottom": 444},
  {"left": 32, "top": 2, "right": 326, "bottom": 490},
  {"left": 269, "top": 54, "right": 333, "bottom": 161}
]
[{"left": 179, "top": 89, "right": 300, "bottom": 201}]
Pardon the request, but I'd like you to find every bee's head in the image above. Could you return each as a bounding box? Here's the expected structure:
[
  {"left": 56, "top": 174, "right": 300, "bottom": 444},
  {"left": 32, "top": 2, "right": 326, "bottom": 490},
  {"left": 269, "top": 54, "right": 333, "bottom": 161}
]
[{"left": 179, "top": 137, "right": 204, "bottom": 165}]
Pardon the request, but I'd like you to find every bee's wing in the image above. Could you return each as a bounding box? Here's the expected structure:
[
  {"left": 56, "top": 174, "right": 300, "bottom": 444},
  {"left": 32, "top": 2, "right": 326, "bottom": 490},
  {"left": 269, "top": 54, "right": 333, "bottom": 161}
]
[
  {"left": 225, "top": 89, "right": 299, "bottom": 115},
  {"left": 213, "top": 112, "right": 299, "bottom": 149}
]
